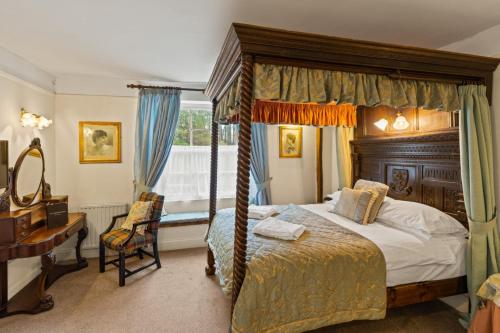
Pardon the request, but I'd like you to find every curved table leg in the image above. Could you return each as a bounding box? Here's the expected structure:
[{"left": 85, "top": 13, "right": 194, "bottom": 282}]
[
  {"left": 0, "top": 252, "right": 56, "bottom": 318},
  {"left": 38, "top": 252, "right": 55, "bottom": 311},
  {"left": 45, "top": 225, "right": 89, "bottom": 289},
  {"left": 75, "top": 225, "right": 89, "bottom": 267}
]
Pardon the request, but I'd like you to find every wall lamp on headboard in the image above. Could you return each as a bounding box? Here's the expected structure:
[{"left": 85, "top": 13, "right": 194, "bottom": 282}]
[
  {"left": 392, "top": 111, "right": 410, "bottom": 130},
  {"left": 20, "top": 108, "right": 52, "bottom": 129},
  {"left": 374, "top": 118, "right": 389, "bottom": 131},
  {"left": 374, "top": 110, "right": 410, "bottom": 131}
]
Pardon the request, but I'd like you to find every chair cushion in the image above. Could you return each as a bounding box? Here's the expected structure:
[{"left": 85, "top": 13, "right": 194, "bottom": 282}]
[
  {"left": 101, "top": 228, "right": 153, "bottom": 254},
  {"left": 122, "top": 201, "right": 153, "bottom": 235},
  {"left": 138, "top": 192, "right": 164, "bottom": 220}
]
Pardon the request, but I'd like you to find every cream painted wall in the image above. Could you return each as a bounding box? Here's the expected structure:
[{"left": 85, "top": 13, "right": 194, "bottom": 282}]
[
  {"left": 54, "top": 94, "right": 136, "bottom": 210},
  {"left": 267, "top": 125, "right": 334, "bottom": 205},
  {"left": 0, "top": 72, "right": 55, "bottom": 299}
]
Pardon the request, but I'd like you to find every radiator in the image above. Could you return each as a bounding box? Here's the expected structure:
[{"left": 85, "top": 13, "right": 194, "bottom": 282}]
[{"left": 79, "top": 203, "right": 128, "bottom": 249}]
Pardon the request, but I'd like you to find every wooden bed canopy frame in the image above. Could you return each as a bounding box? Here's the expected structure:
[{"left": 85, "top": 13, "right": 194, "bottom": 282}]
[{"left": 204, "top": 23, "right": 500, "bottom": 313}]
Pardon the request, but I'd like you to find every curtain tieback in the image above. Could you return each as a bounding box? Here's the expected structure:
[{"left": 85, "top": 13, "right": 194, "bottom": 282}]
[
  {"left": 256, "top": 178, "right": 272, "bottom": 191},
  {"left": 468, "top": 217, "right": 497, "bottom": 235}
]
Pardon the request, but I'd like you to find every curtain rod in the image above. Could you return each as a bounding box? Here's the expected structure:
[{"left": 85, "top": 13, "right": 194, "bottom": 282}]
[{"left": 126, "top": 84, "right": 205, "bottom": 92}]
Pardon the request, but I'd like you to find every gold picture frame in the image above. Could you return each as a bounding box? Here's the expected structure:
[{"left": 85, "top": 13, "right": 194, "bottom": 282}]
[
  {"left": 279, "top": 126, "right": 302, "bottom": 158},
  {"left": 79, "top": 121, "right": 121, "bottom": 164}
]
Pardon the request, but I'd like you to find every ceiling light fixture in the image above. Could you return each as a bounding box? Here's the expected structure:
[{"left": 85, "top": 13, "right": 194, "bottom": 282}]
[
  {"left": 392, "top": 111, "right": 409, "bottom": 130},
  {"left": 20, "top": 108, "right": 53, "bottom": 129}
]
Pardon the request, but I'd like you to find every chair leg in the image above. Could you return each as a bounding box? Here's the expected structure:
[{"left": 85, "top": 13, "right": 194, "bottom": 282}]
[
  {"left": 99, "top": 238, "right": 105, "bottom": 273},
  {"left": 137, "top": 248, "right": 144, "bottom": 260},
  {"left": 119, "top": 251, "right": 126, "bottom": 287},
  {"left": 153, "top": 241, "right": 161, "bottom": 269}
]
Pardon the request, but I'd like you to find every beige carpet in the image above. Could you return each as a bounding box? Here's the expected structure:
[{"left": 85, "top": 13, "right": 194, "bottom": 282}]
[{"left": 0, "top": 248, "right": 465, "bottom": 333}]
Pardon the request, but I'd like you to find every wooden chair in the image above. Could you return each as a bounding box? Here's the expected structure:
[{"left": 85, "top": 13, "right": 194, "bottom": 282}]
[{"left": 99, "top": 192, "right": 164, "bottom": 286}]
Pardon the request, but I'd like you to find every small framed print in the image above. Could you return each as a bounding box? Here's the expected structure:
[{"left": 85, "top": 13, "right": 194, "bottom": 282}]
[
  {"left": 279, "top": 126, "right": 302, "bottom": 158},
  {"left": 79, "top": 121, "right": 121, "bottom": 163}
]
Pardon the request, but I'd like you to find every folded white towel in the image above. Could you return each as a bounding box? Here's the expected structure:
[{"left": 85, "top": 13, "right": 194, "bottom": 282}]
[
  {"left": 253, "top": 217, "right": 306, "bottom": 240},
  {"left": 248, "top": 205, "right": 277, "bottom": 220}
]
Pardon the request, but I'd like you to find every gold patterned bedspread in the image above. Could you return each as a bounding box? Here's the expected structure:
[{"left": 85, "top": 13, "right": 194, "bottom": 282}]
[{"left": 207, "top": 204, "right": 386, "bottom": 333}]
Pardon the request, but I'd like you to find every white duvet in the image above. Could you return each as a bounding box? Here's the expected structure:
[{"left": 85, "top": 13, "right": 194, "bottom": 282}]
[{"left": 302, "top": 203, "right": 467, "bottom": 286}]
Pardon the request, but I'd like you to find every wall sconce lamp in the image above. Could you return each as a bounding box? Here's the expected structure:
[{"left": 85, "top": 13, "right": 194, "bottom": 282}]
[
  {"left": 374, "top": 110, "right": 410, "bottom": 132},
  {"left": 374, "top": 118, "right": 388, "bottom": 131},
  {"left": 392, "top": 111, "right": 410, "bottom": 130},
  {"left": 20, "top": 108, "right": 52, "bottom": 129}
]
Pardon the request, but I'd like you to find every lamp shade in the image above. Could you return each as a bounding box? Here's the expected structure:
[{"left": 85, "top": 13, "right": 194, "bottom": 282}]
[
  {"left": 20, "top": 111, "right": 38, "bottom": 127},
  {"left": 392, "top": 112, "right": 409, "bottom": 130},
  {"left": 374, "top": 118, "right": 388, "bottom": 131},
  {"left": 20, "top": 108, "right": 52, "bottom": 129}
]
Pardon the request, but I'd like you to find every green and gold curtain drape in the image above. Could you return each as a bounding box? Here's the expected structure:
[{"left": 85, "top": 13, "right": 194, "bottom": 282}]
[
  {"left": 214, "top": 63, "right": 460, "bottom": 124},
  {"left": 336, "top": 127, "right": 354, "bottom": 189},
  {"left": 459, "top": 85, "right": 500, "bottom": 318}
]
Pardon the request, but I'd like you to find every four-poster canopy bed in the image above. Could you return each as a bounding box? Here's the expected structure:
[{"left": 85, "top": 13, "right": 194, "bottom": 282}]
[{"left": 204, "top": 23, "right": 500, "bottom": 332}]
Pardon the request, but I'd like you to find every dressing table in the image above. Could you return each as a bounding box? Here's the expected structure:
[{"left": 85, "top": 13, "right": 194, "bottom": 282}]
[{"left": 0, "top": 138, "right": 88, "bottom": 318}]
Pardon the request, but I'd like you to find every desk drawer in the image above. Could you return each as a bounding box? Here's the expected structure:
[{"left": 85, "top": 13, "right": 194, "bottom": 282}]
[
  {"left": 0, "top": 212, "right": 31, "bottom": 243},
  {"left": 15, "top": 214, "right": 32, "bottom": 241}
]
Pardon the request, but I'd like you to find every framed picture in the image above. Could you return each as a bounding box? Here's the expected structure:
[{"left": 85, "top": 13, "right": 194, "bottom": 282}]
[
  {"left": 79, "top": 121, "right": 121, "bottom": 163},
  {"left": 279, "top": 126, "right": 302, "bottom": 158}
]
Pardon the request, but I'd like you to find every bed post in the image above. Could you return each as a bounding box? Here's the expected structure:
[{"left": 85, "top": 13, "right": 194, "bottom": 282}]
[
  {"left": 232, "top": 54, "right": 253, "bottom": 312},
  {"left": 206, "top": 98, "right": 219, "bottom": 276}
]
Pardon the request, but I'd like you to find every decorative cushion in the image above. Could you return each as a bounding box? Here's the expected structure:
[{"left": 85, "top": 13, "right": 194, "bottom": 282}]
[
  {"left": 353, "top": 179, "right": 389, "bottom": 224},
  {"left": 101, "top": 228, "right": 153, "bottom": 254},
  {"left": 362, "top": 188, "right": 379, "bottom": 225},
  {"left": 122, "top": 201, "right": 153, "bottom": 235},
  {"left": 332, "top": 187, "right": 374, "bottom": 224},
  {"left": 138, "top": 192, "right": 164, "bottom": 220}
]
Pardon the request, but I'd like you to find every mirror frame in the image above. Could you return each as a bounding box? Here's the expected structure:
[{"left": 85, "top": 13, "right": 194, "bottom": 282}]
[{"left": 11, "top": 138, "right": 46, "bottom": 207}]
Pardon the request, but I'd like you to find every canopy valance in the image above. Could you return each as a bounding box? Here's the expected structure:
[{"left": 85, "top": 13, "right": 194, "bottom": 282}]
[{"left": 215, "top": 63, "right": 461, "bottom": 125}]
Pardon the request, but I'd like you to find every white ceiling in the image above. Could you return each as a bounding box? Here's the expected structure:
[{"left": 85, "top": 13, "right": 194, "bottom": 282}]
[{"left": 1, "top": 0, "right": 500, "bottom": 83}]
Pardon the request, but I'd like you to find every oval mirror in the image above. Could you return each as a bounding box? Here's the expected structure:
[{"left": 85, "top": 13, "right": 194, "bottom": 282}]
[{"left": 12, "top": 138, "right": 45, "bottom": 207}]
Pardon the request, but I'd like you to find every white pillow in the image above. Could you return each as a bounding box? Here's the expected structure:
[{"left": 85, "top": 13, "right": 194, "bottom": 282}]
[{"left": 376, "top": 199, "right": 468, "bottom": 239}]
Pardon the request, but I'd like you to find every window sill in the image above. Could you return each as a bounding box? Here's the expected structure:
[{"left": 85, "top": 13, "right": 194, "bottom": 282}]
[
  {"left": 164, "top": 197, "right": 235, "bottom": 204},
  {"left": 159, "top": 211, "right": 209, "bottom": 228}
]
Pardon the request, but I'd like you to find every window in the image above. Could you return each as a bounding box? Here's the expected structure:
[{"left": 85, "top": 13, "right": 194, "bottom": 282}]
[{"left": 154, "top": 102, "right": 238, "bottom": 202}]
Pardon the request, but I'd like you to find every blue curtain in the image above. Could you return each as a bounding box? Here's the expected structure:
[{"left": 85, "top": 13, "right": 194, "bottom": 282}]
[
  {"left": 134, "top": 88, "right": 181, "bottom": 198},
  {"left": 250, "top": 123, "right": 271, "bottom": 205}
]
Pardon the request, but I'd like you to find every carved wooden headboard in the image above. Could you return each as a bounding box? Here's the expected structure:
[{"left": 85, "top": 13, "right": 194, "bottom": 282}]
[{"left": 351, "top": 107, "right": 467, "bottom": 228}]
